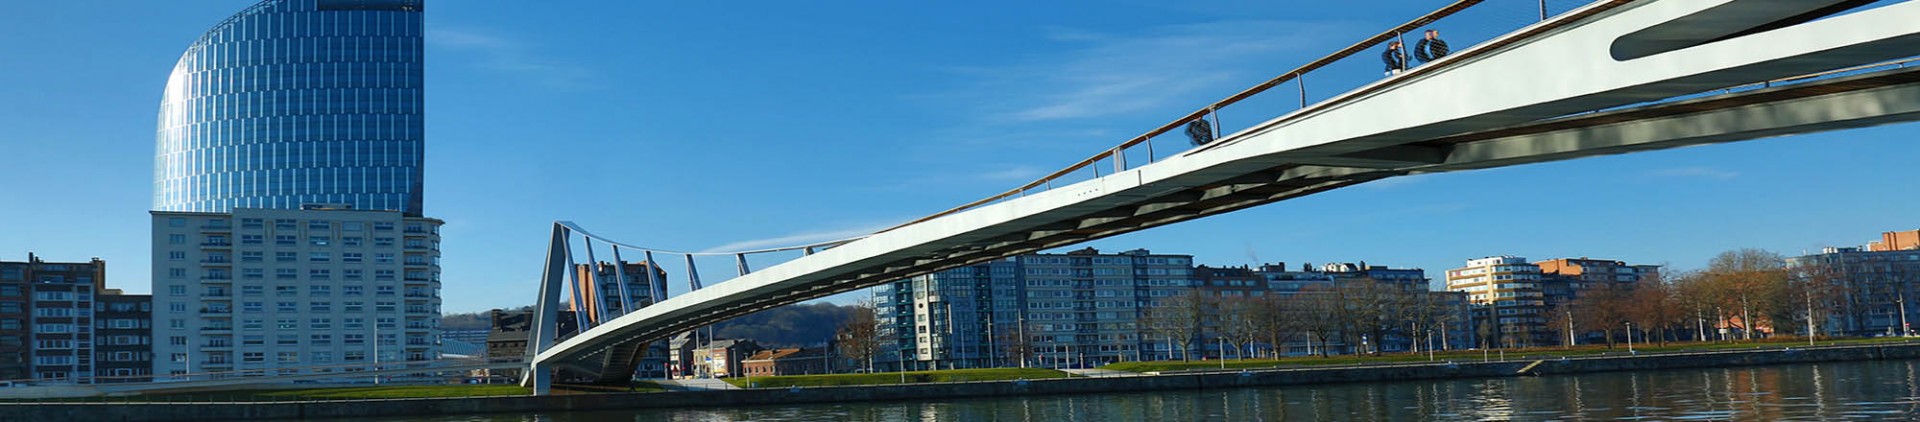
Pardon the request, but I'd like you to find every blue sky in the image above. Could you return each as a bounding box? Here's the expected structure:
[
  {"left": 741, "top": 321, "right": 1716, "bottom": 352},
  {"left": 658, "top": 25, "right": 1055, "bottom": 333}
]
[{"left": 1, "top": 1, "right": 1915, "bottom": 313}]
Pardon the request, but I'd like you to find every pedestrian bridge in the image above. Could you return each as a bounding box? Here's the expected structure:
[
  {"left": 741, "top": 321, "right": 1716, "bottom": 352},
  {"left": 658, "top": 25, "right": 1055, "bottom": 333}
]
[{"left": 525, "top": 0, "right": 1920, "bottom": 393}]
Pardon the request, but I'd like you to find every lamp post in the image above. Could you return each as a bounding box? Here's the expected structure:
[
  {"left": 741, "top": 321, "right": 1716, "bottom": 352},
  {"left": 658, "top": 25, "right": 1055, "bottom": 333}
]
[{"left": 1624, "top": 322, "right": 1635, "bottom": 353}]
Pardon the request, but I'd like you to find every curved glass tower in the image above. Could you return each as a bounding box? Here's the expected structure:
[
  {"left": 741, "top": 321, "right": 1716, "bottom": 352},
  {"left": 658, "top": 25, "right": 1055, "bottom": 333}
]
[{"left": 156, "top": 0, "right": 425, "bottom": 216}]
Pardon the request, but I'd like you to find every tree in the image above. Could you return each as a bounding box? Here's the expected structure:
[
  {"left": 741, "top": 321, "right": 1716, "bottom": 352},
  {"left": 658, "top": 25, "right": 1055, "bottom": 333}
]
[
  {"left": 1216, "top": 295, "right": 1265, "bottom": 359},
  {"left": 834, "top": 299, "right": 881, "bottom": 372},
  {"left": 995, "top": 319, "right": 1036, "bottom": 368},
  {"left": 1785, "top": 258, "right": 1850, "bottom": 339},
  {"left": 1705, "top": 249, "right": 1790, "bottom": 340},
  {"left": 1295, "top": 286, "right": 1347, "bottom": 356},
  {"left": 1569, "top": 282, "right": 1633, "bottom": 348},
  {"left": 1140, "top": 292, "right": 1209, "bottom": 360},
  {"left": 1624, "top": 275, "right": 1682, "bottom": 345},
  {"left": 1670, "top": 270, "right": 1719, "bottom": 341}
]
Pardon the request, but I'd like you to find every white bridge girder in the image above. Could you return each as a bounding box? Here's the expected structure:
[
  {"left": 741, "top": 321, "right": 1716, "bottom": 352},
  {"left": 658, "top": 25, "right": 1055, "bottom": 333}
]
[{"left": 531, "top": 0, "right": 1920, "bottom": 377}]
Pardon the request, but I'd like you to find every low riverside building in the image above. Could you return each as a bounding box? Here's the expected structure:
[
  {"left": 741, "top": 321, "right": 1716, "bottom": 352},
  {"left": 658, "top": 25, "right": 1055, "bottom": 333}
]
[
  {"left": 742, "top": 347, "right": 832, "bottom": 377},
  {"left": 694, "top": 339, "right": 761, "bottom": 378}
]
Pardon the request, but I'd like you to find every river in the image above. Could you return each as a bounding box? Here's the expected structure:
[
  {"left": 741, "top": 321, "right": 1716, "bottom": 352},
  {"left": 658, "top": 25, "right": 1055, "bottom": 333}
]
[{"left": 360, "top": 358, "right": 1920, "bottom": 421}]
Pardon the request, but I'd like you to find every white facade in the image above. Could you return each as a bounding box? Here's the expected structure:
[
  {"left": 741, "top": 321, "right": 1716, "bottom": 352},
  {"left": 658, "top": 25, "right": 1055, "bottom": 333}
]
[{"left": 150, "top": 208, "right": 441, "bottom": 380}]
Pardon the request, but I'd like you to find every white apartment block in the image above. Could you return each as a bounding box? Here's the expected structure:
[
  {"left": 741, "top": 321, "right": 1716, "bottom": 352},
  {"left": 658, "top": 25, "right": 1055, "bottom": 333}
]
[{"left": 151, "top": 207, "right": 442, "bottom": 380}]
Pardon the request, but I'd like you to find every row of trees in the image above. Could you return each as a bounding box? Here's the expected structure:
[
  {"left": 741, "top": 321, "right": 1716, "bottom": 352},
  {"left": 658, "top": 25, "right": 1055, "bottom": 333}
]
[
  {"left": 830, "top": 248, "right": 1862, "bottom": 369},
  {"left": 1543, "top": 249, "right": 1852, "bottom": 348},
  {"left": 1138, "top": 278, "right": 1464, "bottom": 360}
]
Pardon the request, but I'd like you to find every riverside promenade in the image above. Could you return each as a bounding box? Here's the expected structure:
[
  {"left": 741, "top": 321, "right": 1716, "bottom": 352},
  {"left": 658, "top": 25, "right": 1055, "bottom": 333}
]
[{"left": 11, "top": 341, "right": 1920, "bottom": 422}]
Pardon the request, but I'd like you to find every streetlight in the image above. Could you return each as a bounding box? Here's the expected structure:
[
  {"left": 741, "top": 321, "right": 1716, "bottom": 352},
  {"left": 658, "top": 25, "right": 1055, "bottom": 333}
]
[{"left": 1624, "top": 322, "right": 1635, "bottom": 353}]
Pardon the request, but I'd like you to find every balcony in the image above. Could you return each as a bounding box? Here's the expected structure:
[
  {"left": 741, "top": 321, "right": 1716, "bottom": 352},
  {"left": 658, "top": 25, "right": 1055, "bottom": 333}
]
[
  {"left": 199, "top": 224, "right": 231, "bottom": 233},
  {"left": 200, "top": 326, "right": 233, "bottom": 333},
  {"left": 403, "top": 293, "right": 434, "bottom": 298},
  {"left": 200, "top": 342, "right": 232, "bottom": 350},
  {"left": 200, "top": 242, "right": 232, "bottom": 249},
  {"left": 200, "top": 258, "right": 231, "bottom": 266},
  {"left": 201, "top": 277, "right": 233, "bottom": 284},
  {"left": 197, "top": 308, "right": 232, "bottom": 315}
]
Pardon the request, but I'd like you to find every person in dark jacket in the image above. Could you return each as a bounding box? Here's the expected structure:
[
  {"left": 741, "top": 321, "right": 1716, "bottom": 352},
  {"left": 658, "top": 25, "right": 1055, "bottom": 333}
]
[
  {"left": 1382, "top": 41, "right": 1406, "bottom": 76},
  {"left": 1415, "top": 29, "right": 1450, "bottom": 64}
]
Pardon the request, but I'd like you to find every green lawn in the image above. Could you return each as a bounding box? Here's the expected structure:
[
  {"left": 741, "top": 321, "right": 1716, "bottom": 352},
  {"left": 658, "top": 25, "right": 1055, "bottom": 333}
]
[
  {"left": 118, "top": 384, "right": 531, "bottom": 402},
  {"left": 1101, "top": 337, "right": 1920, "bottom": 373},
  {"left": 723, "top": 368, "right": 1072, "bottom": 388}
]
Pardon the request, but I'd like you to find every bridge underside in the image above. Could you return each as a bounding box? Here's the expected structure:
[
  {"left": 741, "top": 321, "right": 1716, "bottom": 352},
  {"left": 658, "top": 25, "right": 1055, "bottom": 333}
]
[{"left": 536, "top": 0, "right": 1920, "bottom": 381}]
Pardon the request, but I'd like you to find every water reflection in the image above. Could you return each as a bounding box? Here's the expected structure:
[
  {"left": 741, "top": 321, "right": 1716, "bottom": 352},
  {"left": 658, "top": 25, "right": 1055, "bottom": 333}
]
[{"left": 352, "top": 359, "right": 1920, "bottom": 421}]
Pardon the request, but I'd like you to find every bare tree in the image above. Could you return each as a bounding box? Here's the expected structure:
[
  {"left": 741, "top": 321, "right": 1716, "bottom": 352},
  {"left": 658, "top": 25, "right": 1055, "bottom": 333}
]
[
  {"left": 834, "top": 298, "right": 882, "bottom": 372},
  {"left": 1217, "top": 295, "right": 1265, "bottom": 359},
  {"left": 1706, "top": 249, "right": 1790, "bottom": 340},
  {"left": 1140, "top": 292, "right": 1209, "bottom": 360},
  {"left": 995, "top": 319, "right": 1035, "bottom": 368},
  {"left": 1785, "top": 258, "right": 1849, "bottom": 339},
  {"left": 1569, "top": 283, "right": 1633, "bottom": 348},
  {"left": 1625, "top": 276, "right": 1682, "bottom": 345}
]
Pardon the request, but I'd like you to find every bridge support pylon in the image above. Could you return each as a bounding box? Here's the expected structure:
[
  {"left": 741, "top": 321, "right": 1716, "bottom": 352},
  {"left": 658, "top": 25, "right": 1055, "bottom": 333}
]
[{"left": 523, "top": 222, "right": 572, "bottom": 396}]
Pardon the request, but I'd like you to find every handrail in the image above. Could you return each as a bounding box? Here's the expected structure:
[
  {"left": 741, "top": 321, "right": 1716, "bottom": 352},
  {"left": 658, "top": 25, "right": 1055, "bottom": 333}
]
[
  {"left": 878, "top": 0, "right": 1495, "bottom": 234},
  {"left": 558, "top": 221, "right": 866, "bottom": 257}
]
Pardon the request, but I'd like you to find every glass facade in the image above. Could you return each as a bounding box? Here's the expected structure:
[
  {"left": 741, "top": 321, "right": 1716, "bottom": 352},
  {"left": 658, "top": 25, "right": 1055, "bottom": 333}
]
[{"left": 156, "top": 0, "right": 426, "bottom": 216}]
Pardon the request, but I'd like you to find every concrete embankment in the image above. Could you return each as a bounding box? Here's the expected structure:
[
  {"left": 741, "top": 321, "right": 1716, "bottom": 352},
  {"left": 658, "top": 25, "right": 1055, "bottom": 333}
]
[{"left": 11, "top": 342, "right": 1920, "bottom": 422}]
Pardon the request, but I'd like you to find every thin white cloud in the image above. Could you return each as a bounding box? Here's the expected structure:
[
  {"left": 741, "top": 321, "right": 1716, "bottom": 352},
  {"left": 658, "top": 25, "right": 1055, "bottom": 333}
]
[
  {"left": 699, "top": 223, "right": 895, "bottom": 253},
  {"left": 1643, "top": 167, "right": 1740, "bottom": 181},
  {"left": 427, "top": 28, "right": 600, "bottom": 90},
  {"left": 948, "top": 20, "right": 1350, "bottom": 123}
]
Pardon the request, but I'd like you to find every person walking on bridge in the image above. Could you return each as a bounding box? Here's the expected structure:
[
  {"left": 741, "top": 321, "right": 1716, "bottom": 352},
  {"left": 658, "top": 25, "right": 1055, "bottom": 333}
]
[
  {"left": 1415, "top": 29, "right": 1451, "bottom": 64},
  {"left": 1382, "top": 40, "right": 1407, "bottom": 76}
]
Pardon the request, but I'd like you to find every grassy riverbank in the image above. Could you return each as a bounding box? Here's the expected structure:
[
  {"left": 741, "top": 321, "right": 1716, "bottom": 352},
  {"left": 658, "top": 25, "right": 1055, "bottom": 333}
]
[
  {"left": 1102, "top": 337, "right": 1920, "bottom": 373},
  {"left": 722, "top": 368, "right": 1071, "bottom": 388}
]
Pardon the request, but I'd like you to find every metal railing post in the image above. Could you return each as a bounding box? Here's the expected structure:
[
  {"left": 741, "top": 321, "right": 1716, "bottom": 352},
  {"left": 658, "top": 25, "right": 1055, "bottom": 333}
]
[
  {"left": 1145, "top": 137, "right": 1156, "bottom": 163},
  {"left": 736, "top": 254, "right": 751, "bottom": 276},
  {"left": 1298, "top": 74, "right": 1307, "bottom": 108},
  {"left": 1539, "top": 0, "right": 1548, "bottom": 21},
  {"left": 1208, "top": 107, "right": 1221, "bottom": 139},
  {"left": 1113, "top": 148, "right": 1127, "bottom": 173}
]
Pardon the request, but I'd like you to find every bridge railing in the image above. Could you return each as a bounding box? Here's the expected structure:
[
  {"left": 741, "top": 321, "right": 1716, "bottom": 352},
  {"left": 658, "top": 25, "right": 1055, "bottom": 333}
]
[{"left": 881, "top": 0, "right": 1616, "bottom": 233}]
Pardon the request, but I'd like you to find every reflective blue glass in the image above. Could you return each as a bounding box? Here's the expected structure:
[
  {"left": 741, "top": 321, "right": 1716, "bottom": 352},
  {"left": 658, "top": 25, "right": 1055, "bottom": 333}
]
[{"left": 156, "top": 0, "right": 426, "bottom": 216}]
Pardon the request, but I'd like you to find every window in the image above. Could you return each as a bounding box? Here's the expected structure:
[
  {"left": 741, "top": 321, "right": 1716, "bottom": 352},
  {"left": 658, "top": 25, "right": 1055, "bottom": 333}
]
[
  {"left": 375, "top": 237, "right": 395, "bottom": 247},
  {"left": 241, "top": 235, "right": 263, "bottom": 245},
  {"left": 345, "top": 351, "right": 366, "bottom": 362},
  {"left": 343, "top": 269, "right": 364, "bottom": 281},
  {"left": 277, "top": 335, "right": 298, "bottom": 346},
  {"left": 275, "top": 252, "right": 296, "bottom": 262},
  {"left": 275, "top": 219, "right": 296, "bottom": 230},
  {"left": 242, "top": 319, "right": 263, "bottom": 330},
  {"left": 277, "top": 351, "right": 299, "bottom": 363},
  {"left": 310, "top": 252, "right": 330, "bottom": 262},
  {"left": 310, "top": 301, "right": 331, "bottom": 312},
  {"left": 168, "top": 235, "right": 186, "bottom": 245},
  {"left": 376, "top": 302, "right": 397, "bottom": 312},
  {"left": 308, "top": 221, "right": 330, "bottom": 231},
  {"left": 311, "top": 334, "right": 332, "bottom": 346},
  {"left": 373, "top": 222, "right": 394, "bottom": 232},
  {"left": 344, "top": 334, "right": 365, "bottom": 345},
  {"left": 343, "top": 317, "right": 364, "bottom": 329},
  {"left": 242, "top": 352, "right": 264, "bottom": 363},
  {"left": 276, "top": 319, "right": 297, "bottom": 329},
  {"left": 276, "top": 302, "right": 297, "bottom": 312},
  {"left": 309, "top": 236, "right": 330, "bottom": 247},
  {"left": 342, "top": 253, "right": 363, "bottom": 263},
  {"left": 275, "top": 268, "right": 298, "bottom": 280},
  {"left": 375, "top": 286, "right": 396, "bottom": 296},
  {"left": 168, "top": 251, "right": 186, "bottom": 261},
  {"left": 275, "top": 235, "right": 296, "bottom": 246},
  {"left": 342, "top": 237, "right": 363, "bottom": 247},
  {"left": 343, "top": 222, "right": 363, "bottom": 232},
  {"left": 374, "top": 270, "right": 395, "bottom": 281},
  {"left": 0, "top": 286, "right": 16, "bottom": 297},
  {"left": 0, "top": 320, "right": 17, "bottom": 330},
  {"left": 309, "top": 285, "right": 331, "bottom": 296},
  {"left": 242, "top": 302, "right": 263, "bottom": 313},
  {"left": 241, "top": 286, "right": 263, "bottom": 296},
  {"left": 168, "top": 302, "right": 186, "bottom": 312},
  {"left": 343, "top": 286, "right": 364, "bottom": 296},
  {"left": 313, "top": 351, "right": 333, "bottom": 362},
  {"left": 375, "top": 253, "right": 397, "bottom": 264},
  {"left": 242, "top": 268, "right": 264, "bottom": 280},
  {"left": 168, "top": 268, "right": 186, "bottom": 279},
  {"left": 311, "top": 318, "right": 332, "bottom": 329},
  {"left": 310, "top": 269, "right": 331, "bottom": 280},
  {"left": 168, "top": 285, "right": 187, "bottom": 296},
  {"left": 376, "top": 317, "right": 397, "bottom": 329},
  {"left": 241, "top": 251, "right": 263, "bottom": 262},
  {"left": 241, "top": 218, "right": 264, "bottom": 229}
]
